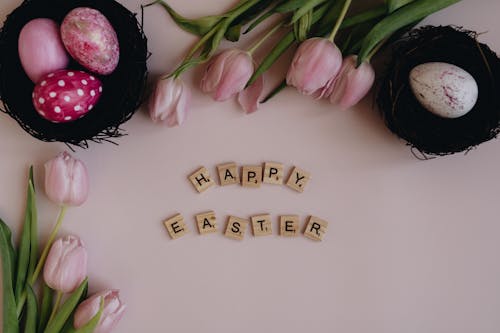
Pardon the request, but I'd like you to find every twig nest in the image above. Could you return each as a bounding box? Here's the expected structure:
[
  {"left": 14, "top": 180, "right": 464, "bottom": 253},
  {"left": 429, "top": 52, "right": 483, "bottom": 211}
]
[
  {"left": 0, "top": 0, "right": 148, "bottom": 148},
  {"left": 377, "top": 26, "right": 500, "bottom": 156}
]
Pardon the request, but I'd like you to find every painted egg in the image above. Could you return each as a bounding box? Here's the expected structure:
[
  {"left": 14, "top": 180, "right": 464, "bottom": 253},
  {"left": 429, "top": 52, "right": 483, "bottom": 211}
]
[
  {"left": 32, "top": 70, "right": 102, "bottom": 123},
  {"left": 61, "top": 7, "right": 119, "bottom": 75},
  {"left": 409, "top": 62, "right": 478, "bottom": 119},
  {"left": 18, "top": 18, "right": 69, "bottom": 83}
]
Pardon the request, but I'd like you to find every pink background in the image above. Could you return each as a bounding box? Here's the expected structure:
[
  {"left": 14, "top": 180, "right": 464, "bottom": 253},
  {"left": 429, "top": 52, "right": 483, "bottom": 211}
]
[{"left": 2, "top": 0, "right": 500, "bottom": 332}]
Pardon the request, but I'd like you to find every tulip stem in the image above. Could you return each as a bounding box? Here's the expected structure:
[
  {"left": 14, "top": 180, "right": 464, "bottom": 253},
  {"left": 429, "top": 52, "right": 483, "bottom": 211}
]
[
  {"left": 31, "top": 205, "right": 68, "bottom": 285},
  {"left": 364, "top": 38, "right": 387, "bottom": 64},
  {"left": 247, "top": 21, "right": 284, "bottom": 55},
  {"left": 16, "top": 205, "right": 68, "bottom": 317},
  {"left": 328, "top": 0, "right": 352, "bottom": 42},
  {"left": 47, "top": 291, "right": 63, "bottom": 324}
]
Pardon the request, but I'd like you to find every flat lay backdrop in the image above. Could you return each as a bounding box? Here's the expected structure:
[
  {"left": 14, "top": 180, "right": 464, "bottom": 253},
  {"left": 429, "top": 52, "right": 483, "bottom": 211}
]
[{"left": 1, "top": 0, "right": 500, "bottom": 332}]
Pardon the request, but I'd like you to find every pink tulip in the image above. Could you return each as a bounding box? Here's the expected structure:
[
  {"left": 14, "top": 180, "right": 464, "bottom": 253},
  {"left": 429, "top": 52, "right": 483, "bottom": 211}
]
[
  {"left": 74, "top": 290, "right": 126, "bottom": 333},
  {"left": 43, "top": 235, "right": 87, "bottom": 293},
  {"left": 328, "top": 55, "right": 375, "bottom": 109},
  {"left": 44, "top": 151, "right": 89, "bottom": 207},
  {"left": 201, "top": 49, "right": 255, "bottom": 102},
  {"left": 149, "top": 77, "right": 190, "bottom": 127},
  {"left": 286, "top": 37, "right": 342, "bottom": 96}
]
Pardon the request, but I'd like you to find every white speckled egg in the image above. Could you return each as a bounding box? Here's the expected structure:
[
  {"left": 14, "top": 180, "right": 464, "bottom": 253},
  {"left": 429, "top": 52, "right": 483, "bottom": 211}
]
[{"left": 409, "top": 62, "right": 478, "bottom": 118}]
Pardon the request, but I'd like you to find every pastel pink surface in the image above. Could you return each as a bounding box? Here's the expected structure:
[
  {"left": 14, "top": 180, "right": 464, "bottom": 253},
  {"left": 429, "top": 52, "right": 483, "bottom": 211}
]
[
  {"left": 2, "top": 1, "right": 500, "bottom": 333},
  {"left": 61, "top": 7, "right": 120, "bottom": 75},
  {"left": 33, "top": 70, "right": 102, "bottom": 123}
]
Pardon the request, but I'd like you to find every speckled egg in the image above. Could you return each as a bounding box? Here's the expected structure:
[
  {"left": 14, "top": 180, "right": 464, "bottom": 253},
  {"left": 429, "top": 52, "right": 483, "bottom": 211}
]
[
  {"left": 18, "top": 18, "right": 69, "bottom": 83},
  {"left": 409, "top": 62, "right": 479, "bottom": 118},
  {"left": 61, "top": 7, "right": 119, "bottom": 75},
  {"left": 32, "top": 70, "right": 102, "bottom": 123}
]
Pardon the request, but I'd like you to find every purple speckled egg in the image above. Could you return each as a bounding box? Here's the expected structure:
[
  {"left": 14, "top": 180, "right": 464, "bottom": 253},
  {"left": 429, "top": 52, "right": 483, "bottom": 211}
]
[
  {"left": 32, "top": 69, "right": 102, "bottom": 123},
  {"left": 18, "top": 18, "right": 69, "bottom": 83},
  {"left": 61, "top": 7, "right": 119, "bottom": 75}
]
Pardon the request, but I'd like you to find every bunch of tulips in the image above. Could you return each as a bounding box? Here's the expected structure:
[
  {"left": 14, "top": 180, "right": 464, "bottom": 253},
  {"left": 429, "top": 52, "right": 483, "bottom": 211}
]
[
  {"left": 145, "top": 0, "right": 460, "bottom": 126},
  {"left": 1, "top": 152, "right": 124, "bottom": 333}
]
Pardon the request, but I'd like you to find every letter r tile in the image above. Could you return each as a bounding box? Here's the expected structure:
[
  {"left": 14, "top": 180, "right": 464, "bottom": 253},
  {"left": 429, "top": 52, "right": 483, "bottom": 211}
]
[{"left": 304, "top": 216, "right": 328, "bottom": 241}]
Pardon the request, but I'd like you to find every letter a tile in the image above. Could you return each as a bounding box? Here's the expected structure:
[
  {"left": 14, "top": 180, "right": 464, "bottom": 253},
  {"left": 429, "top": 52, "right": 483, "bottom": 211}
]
[
  {"left": 217, "top": 162, "right": 240, "bottom": 186},
  {"left": 189, "top": 166, "right": 215, "bottom": 193},
  {"left": 164, "top": 213, "right": 189, "bottom": 240},
  {"left": 304, "top": 216, "right": 328, "bottom": 241},
  {"left": 224, "top": 216, "right": 249, "bottom": 240},
  {"left": 196, "top": 211, "right": 217, "bottom": 235}
]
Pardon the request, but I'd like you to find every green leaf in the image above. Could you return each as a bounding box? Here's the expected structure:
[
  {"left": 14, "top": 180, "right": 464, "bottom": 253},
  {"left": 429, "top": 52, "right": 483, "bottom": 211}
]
[
  {"left": 0, "top": 219, "right": 19, "bottom": 333},
  {"left": 293, "top": 9, "right": 312, "bottom": 42},
  {"left": 387, "top": 0, "right": 416, "bottom": 13},
  {"left": 244, "top": 9, "right": 275, "bottom": 34},
  {"left": 358, "top": 0, "right": 461, "bottom": 63},
  {"left": 0, "top": 219, "right": 16, "bottom": 284},
  {"left": 225, "top": 0, "right": 275, "bottom": 41},
  {"left": 224, "top": 24, "right": 242, "bottom": 42},
  {"left": 27, "top": 178, "right": 37, "bottom": 280},
  {"left": 262, "top": 79, "right": 287, "bottom": 103},
  {"left": 275, "top": 0, "right": 311, "bottom": 13},
  {"left": 43, "top": 278, "right": 89, "bottom": 333},
  {"left": 291, "top": 0, "right": 327, "bottom": 24},
  {"left": 152, "top": 0, "right": 221, "bottom": 36},
  {"left": 24, "top": 284, "right": 38, "bottom": 333},
  {"left": 38, "top": 283, "right": 53, "bottom": 333}
]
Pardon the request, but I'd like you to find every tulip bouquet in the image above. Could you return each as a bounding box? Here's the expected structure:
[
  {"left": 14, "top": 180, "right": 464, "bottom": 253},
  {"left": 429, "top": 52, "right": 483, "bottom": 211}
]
[
  {"left": 1, "top": 152, "right": 124, "bottom": 333},
  {"left": 145, "top": 0, "right": 460, "bottom": 125}
]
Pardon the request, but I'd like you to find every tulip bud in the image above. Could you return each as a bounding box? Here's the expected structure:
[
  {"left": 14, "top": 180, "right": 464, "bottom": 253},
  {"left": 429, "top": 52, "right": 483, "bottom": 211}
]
[
  {"left": 74, "top": 290, "right": 126, "bottom": 333},
  {"left": 286, "top": 37, "right": 342, "bottom": 96},
  {"left": 43, "top": 235, "right": 87, "bottom": 293},
  {"left": 328, "top": 55, "right": 375, "bottom": 109},
  {"left": 149, "top": 76, "right": 190, "bottom": 127},
  {"left": 201, "top": 49, "right": 254, "bottom": 102},
  {"left": 44, "top": 151, "right": 89, "bottom": 207}
]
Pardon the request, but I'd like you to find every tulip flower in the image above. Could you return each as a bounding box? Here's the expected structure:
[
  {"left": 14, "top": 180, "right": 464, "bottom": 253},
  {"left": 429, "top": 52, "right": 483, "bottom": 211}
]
[
  {"left": 286, "top": 38, "right": 342, "bottom": 96},
  {"left": 43, "top": 235, "right": 87, "bottom": 293},
  {"left": 327, "top": 55, "right": 375, "bottom": 109},
  {"left": 45, "top": 151, "right": 89, "bottom": 207},
  {"left": 201, "top": 49, "right": 255, "bottom": 102},
  {"left": 149, "top": 76, "right": 190, "bottom": 127},
  {"left": 74, "top": 290, "right": 126, "bottom": 333}
]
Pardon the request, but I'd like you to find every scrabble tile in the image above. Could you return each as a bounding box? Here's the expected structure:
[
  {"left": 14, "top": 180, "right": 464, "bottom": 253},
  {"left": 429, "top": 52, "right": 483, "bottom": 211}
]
[
  {"left": 163, "top": 213, "right": 189, "bottom": 239},
  {"left": 263, "top": 162, "right": 284, "bottom": 185},
  {"left": 279, "top": 215, "right": 300, "bottom": 237},
  {"left": 195, "top": 211, "right": 217, "bottom": 235},
  {"left": 217, "top": 162, "right": 240, "bottom": 186},
  {"left": 188, "top": 166, "right": 215, "bottom": 193},
  {"left": 241, "top": 165, "right": 262, "bottom": 188},
  {"left": 251, "top": 214, "right": 272, "bottom": 236},
  {"left": 304, "top": 216, "right": 328, "bottom": 241},
  {"left": 224, "top": 216, "right": 249, "bottom": 240},
  {"left": 286, "top": 166, "right": 311, "bottom": 193}
]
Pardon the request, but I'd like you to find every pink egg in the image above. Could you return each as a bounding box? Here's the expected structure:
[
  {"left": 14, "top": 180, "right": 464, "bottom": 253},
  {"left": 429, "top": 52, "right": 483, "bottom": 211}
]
[
  {"left": 32, "top": 70, "right": 102, "bottom": 123},
  {"left": 61, "top": 7, "right": 119, "bottom": 75},
  {"left": 18, "top": 18, "right": 69, "bottom": 83}
]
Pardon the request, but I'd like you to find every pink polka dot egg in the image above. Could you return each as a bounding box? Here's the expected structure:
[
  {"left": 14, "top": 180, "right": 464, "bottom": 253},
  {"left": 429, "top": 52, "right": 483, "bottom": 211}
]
[{"left": 32, "top": 69, "right": 102, "bottom": 123}]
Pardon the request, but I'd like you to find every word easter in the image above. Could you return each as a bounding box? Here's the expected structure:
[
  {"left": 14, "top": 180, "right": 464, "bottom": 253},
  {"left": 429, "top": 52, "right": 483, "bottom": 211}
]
[
  {"left": 188, "top": 162, "right": 311, "bottom": 193},
  {"left": 163, "top": 212, "right": 328, "bottom": 242}
]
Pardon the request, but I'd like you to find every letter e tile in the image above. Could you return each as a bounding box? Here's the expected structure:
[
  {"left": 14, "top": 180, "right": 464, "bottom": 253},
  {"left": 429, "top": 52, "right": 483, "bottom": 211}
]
[
  {"left": 164, "top": 213, "right": 189, "bottom": 240},
  {"left": 280, "top": 215, "right": 300, "bottom": 237}
]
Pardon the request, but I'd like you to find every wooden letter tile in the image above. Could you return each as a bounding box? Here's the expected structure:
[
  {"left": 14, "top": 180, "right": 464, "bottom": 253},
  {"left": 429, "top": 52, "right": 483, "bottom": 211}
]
[
  {"left": 195, "top": 211, "right": 217, "bottom": 235},
  {"left": 217, "top": 162, "right": 240, "bottom": 186},
  {"left": 188, "top": 166, "right": 215, "bottom": 193},
  {"left": 163, "top": 213, "right": 189, "bottom": 239},
  {"left": 280, "top": 215, "right": 300, "bottom": 237},
  {"left": 286, "top": 166, "right": 311, "bottom": 193},
  {"left": 241, "top": 165, "right": 262, "bottom": 188},
  {"left": 251, "top": 214, "right": 272, "bottom": 236},
  {"left": 304, "top": 216, "right": 328, "bottom": 241},
  {"left": 224, "top": 216, "right": 249, "bottom": 240},
  {"left": 263, "top": 162, "right": 284, "bottom": 185}
]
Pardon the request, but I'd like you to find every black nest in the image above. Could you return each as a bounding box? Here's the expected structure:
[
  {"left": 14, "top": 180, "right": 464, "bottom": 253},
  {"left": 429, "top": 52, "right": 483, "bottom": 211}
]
[
  {"left": 0, "top": 0, "right": 148, "bottom": 148},
  {"left": 376, "top": 25, "right": 500, "bottom": 157}
]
